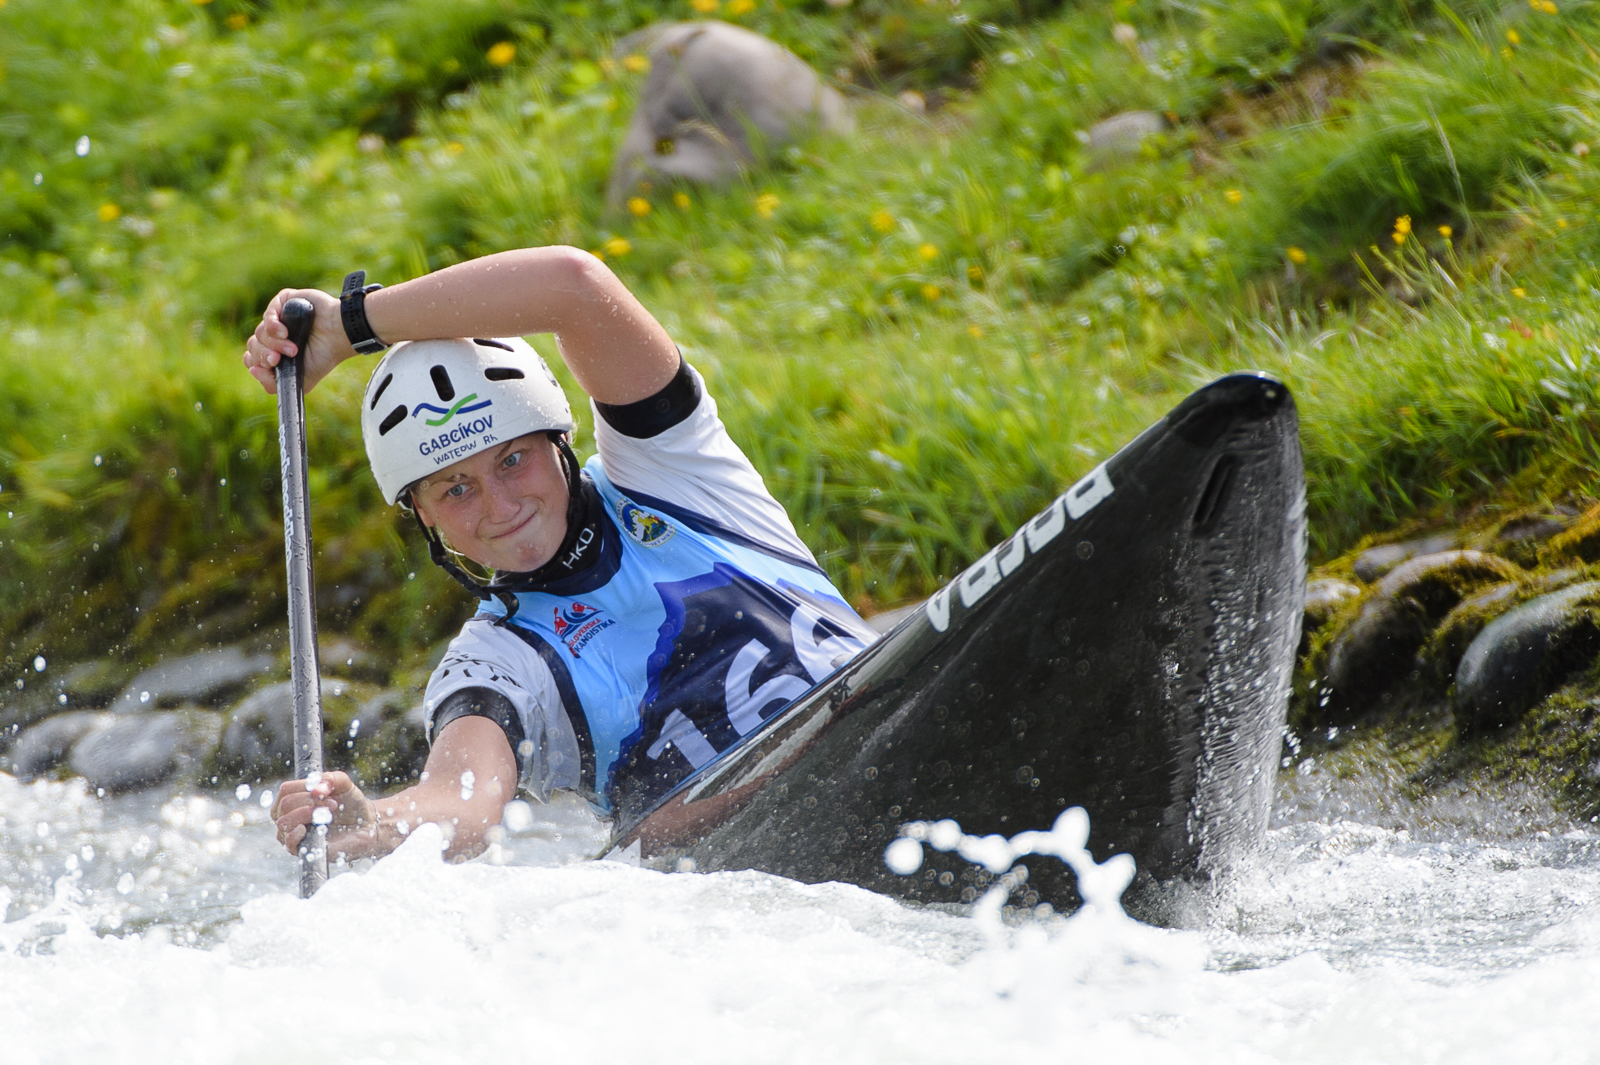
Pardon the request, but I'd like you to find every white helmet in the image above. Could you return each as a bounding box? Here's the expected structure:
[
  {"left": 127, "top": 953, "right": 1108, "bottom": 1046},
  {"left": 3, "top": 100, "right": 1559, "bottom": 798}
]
[{"left": 360, "top": 336, "right": 574, "bottom": 504}]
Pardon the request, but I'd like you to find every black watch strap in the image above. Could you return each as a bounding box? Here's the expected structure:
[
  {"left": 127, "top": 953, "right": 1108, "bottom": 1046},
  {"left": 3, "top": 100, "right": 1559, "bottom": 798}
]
[{"left": 340, "top": 270, "right": 388, "bottom": 355}]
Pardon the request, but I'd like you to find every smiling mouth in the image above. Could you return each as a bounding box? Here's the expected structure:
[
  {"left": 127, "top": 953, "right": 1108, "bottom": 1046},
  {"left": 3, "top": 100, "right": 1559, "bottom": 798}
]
[{"left": 489, "top": 510, "right": 537, "bottom": 541}]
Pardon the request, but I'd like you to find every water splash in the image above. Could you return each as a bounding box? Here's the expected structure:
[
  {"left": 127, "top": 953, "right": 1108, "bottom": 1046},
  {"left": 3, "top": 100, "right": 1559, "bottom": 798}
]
[{"left": 885, "top": 806, "right": 1137, "bottom": 931}]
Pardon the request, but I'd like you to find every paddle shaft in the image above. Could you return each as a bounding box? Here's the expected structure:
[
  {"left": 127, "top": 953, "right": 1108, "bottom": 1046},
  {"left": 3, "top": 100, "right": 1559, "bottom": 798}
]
[{"left": 275, "top": 297, "right": 328, "bottom": 899}]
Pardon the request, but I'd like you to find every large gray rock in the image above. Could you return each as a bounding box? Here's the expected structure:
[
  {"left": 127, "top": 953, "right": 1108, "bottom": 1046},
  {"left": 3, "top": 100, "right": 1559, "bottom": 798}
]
[
  {"left": 607, "top": 21, "right": 852, "bottom": 208},
  {"left": 1455, "top": 582, "right": 1600, "bottom": 735},
  {"left": 69, "top": 709, "right": 222, "bottom": 793},
  {"left": 113, "top": 646, "right": 278, "bottom": 711},
  {"left": 1322, "top": 551, "right": 1518, "bottom": 717},
  {"left": 4, "top": 712, "right": 106, "bottom": 782},
  {"left": 216, "top": 681, "right": 297, "bottom": 784},
  {"left": 1351, "top": 533, "right": 1461, "bottom": 583}
]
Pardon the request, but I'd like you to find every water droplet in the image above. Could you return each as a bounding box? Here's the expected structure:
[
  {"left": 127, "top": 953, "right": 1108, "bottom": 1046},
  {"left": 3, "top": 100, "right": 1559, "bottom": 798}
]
[
  {"left": 235, "top": 784, "right": 251, "bottom": 801},
  {"left": 194, "top": 401, "right": 203, "bottom": 412},
  {"left": 348, "top": 718, "right": 361, "bottom": 738},
  {"left": 139, "top": 690, "right": 150, "bottom": 703},
  {"left": 33, "top": 656, "right": 45, "bottom": 672},
  {"left": 94, "top": 455, "right": 102, "bottom": 466},
  {"left": 75, "top": 135, "right": 90, "bottom": 157},
  {"left": 33, "top": 172, "right": 43, "bottom": 185},
  {"left": 167, "top": 468, "right": 177, "bottom": 479},
  {"left": 36, "top": 821, "right": 49, "bottom": 838},
  {"left": 219, "top": 477, "right": 227, "bottom": 486},
  {"left": 57, "top": 694, "right": 67, "bottom": 705},
  {"left": 116, "top": 872, "right": 135, "bottom": 894},
  {"left": 408, "top": 572, "right": 416, "bottom": 580},
  {"left": 311, "top": 807, "right": 333, "bottom": 825},
  {"left": 259, "top": 789, "right": 274, "bottom": 808},
  {"left": 80, "top": 845, "right": 94, "bottom": 861}
]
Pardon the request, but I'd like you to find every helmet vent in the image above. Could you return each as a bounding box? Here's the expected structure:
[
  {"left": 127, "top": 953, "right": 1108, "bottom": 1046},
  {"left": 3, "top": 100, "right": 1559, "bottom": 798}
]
[
  {"left": 430, "top": 365, "right": 455, "bottom": 401},
  {"left": 473, "top": 338, "right": 515, "bottom": 351},
  {"left": 369, "top": 372, "right": 394, "bottom": 410},
  {"left": 378, "top": 404, "right": 407, "bottom": 436},
  {"left": 484, "top": 367, "right": 525, "bottom": 381}
]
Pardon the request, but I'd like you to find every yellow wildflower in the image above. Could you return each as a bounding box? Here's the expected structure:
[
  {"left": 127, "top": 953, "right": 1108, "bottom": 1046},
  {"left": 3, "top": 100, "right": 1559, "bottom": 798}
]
[
  {"left": 225, "top": 12, "right": 248, "bottom": 28},
  {"left": 755, "top": 193, "right": 780, "bottom": 218},
  {"left": 1438, "top": 225, "right": 1453, "bottom": 238},
  {"left": 968, "top": 264, "right": 984, "bottom": 282},
  {"left": 1512, "top": 287, "right": 1527, "bottom": 298},
  {"left": 674, "top": 192, "right": 691, "bottom": 209},
  {"left": 97, "top": 203, "right": 121, "bottom": 222},
  {"left": 1393, "top": 215, "right": 1412, "bottom": 236},
  {"left": 487, "top": 42, "right": 516, "bottom": 66},
  {"left": 918, "top": 243, "right": 939, "bottom": 261},
  {"left": 623, "top": 54, "right": 651, "bottom": 74},
  {"left": 603, "top": 236, "right": 632, "bottom": 257},
  {"left": 1507, "top": 29, "right": 1521, "bottom": 45},
  {"left": 1286, "top": 246, "right": 1307, "bottom": 265},
  {"left": 1224, "top": 188, "right": 1243, "bottom": 204},
  {"left": 727, "top": 0, "right": 756, "bottom": 13},
  {"left": 870, "top": 209, "right": 895, "bottom": 233},
  {"left": 446, "top": 141, "right": 465, "bottom": 155},
  {"left": 921, "top": 284, "right": 942, "bottom": 302},
  {"left": 1559, "top": 218, "right": 1569, "bottom": 228},
  {"left": 967, "top": 324, "right": 984, "bottom": 339},
  {"left": 691, "top": 0, "right": 720, "bottom": 12},
  {"left": 627, "top": 197, "right": 652, "bottom": 217},
  {"left": 1543, "top": 0, "right": 1559, "bottom": 12}
]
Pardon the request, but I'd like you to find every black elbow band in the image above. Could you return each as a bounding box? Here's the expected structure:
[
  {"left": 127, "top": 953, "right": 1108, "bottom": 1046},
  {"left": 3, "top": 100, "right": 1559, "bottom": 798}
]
[
  {"left": 594, "top": 355, "right": 701, "bottom": 438},
  {"left": 431, "top": 687, "right": 527, "bottom": 775}
]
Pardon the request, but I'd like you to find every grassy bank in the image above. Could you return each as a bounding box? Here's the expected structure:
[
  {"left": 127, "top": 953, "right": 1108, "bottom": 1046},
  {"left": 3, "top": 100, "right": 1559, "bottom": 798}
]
[{"left": 6, "top": 0, "right": 1600, "bottom": 671}]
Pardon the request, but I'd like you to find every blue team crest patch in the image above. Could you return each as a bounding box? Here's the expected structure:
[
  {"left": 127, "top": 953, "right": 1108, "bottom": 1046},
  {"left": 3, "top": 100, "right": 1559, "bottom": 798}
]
[{"left": 617, "top": 499, "right": 675, "bottom": 547}]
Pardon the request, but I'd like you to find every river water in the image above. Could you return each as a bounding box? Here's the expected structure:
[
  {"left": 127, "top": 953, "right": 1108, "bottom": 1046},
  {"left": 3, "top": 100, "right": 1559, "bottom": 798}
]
[{"left": 3, "top": 749, "right": 1598, "bottom": 1064}]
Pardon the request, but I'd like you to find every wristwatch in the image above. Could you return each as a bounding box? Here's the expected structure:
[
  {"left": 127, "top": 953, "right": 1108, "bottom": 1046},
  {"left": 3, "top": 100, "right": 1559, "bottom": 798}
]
[{"left": 340, "top": 270, "right": 389, "bottom": 354}]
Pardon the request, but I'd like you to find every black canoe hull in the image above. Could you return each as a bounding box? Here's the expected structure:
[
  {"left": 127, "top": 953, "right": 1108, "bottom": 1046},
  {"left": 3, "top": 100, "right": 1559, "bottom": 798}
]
[{"left": 603, "top": 373, "right": 1305, "bottom": 913}]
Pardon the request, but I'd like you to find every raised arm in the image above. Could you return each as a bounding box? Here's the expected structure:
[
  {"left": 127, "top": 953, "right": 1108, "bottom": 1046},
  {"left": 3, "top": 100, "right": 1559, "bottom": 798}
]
[{"left": 242, "top": 246, "right": 678, "bottom": 404}]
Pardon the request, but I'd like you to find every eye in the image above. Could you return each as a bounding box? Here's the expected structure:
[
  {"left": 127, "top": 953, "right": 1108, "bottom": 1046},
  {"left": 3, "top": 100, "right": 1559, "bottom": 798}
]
[
  {"left": 446, "top": 483, "right": 469, "bottom": 499},
  {"left": 503, "top": 451, "right": 522, "bottom": 469}
]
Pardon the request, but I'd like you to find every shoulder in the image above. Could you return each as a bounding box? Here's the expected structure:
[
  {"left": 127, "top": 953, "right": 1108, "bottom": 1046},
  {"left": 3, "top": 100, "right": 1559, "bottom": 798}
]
[
  {"left": 591, "top": 359, "right": 814, "bottom": 561},
  {"left": 424, "top": 618, "right": 559, "bottom": 734}
]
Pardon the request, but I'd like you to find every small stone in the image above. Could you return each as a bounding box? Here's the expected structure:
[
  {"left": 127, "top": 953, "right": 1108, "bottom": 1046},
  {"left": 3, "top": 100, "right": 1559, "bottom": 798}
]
[
  {"left": 216, "top": 681, "right": 297, "bottom": 783},
  {"left": 114, "top": 646, "right": 279, "bottom": 711},
  {"left": 1304, "top": 579, "right": 1361, "bottom": 632},
  {"left": 1351, "top": 533, "right": 1460, "bottom": 583},
  {"left": 1456, "top": 582, "right": 1600, "bottom": 735},
  {"left": 1085, "top": 111, "right": 1166, "bottom": 164}
]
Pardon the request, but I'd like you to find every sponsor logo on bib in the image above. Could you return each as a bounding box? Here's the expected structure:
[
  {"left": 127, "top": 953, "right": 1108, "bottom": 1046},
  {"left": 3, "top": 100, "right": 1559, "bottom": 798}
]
[
  {"left": 552, "top": 601, "right": 614, "bottom": 658},
  {"left": 617, "top": 499, "right": 675, "bottom": 547}
]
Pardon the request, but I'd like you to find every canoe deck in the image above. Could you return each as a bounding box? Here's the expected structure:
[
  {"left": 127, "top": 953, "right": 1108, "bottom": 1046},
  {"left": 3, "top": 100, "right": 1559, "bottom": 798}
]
[{"left": 603, "top": 373, "right": 1305, "bottom": 915}]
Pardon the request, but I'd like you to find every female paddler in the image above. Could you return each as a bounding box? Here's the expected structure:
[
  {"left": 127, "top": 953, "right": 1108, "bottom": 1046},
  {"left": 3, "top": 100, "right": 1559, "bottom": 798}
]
[{"left": 242, "top": 248, "right": 877, "bottom": 862}]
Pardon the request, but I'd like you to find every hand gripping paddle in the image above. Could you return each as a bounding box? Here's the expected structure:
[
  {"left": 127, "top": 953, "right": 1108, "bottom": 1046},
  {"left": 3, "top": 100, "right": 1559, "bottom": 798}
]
[{"left": 275, "top": 298, "right": 328, "bottom": 898}]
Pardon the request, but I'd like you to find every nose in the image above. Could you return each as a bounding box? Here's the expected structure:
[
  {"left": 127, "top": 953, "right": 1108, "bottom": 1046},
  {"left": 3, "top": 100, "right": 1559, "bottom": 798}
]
[{"left": 481, "top": 477, "right": 523, "bottom": 524}]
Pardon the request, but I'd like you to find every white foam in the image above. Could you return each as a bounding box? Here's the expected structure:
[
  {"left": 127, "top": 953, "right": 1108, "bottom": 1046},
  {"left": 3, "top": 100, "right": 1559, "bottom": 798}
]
[{"left": 7, "top": 775, "right": 1600, "bottom": 1063}]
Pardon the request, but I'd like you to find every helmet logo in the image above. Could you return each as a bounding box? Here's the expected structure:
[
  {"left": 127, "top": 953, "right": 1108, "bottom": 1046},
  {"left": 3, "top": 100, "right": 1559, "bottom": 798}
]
[{"left": 412, "top": 393, "right": 492, "bottom": 427}]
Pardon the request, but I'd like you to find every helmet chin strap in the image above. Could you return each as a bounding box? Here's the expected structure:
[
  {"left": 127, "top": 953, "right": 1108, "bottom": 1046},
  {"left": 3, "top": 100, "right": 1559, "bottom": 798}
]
[{"left": 408, "top": 431, "right": 586, "bottom": 628}]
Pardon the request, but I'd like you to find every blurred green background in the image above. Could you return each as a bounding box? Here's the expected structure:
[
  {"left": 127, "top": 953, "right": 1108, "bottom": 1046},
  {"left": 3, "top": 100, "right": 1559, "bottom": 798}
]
[{"left": 4, "top": 0, "right": 1600, "bottom": 674}]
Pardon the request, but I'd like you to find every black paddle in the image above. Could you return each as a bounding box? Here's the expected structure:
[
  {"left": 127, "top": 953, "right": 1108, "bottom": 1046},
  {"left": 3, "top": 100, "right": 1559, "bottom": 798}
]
[{"left": 275, "top": 297, "right": 328, "bottom": 898}]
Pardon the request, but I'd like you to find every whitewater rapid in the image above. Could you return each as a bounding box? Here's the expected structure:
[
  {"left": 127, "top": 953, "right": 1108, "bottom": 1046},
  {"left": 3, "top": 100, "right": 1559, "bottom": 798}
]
[{"left": 3, "top": 760, "right": 1599, "bottom": 1064}]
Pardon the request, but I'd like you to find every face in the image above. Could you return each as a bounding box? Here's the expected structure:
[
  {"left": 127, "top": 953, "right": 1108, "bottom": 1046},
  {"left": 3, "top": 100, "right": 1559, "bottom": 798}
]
[{"left": 412, "top": 434, "right": 570, "bottom": 573}]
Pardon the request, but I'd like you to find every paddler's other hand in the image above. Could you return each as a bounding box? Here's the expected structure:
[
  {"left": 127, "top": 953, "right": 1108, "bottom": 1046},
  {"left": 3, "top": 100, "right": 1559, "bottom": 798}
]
[
  {"left": 270, "top": 770, "right": 375, "bottom": 860},
  {"left": 243, "top": 287, "right": 349, "bottom": 396}
]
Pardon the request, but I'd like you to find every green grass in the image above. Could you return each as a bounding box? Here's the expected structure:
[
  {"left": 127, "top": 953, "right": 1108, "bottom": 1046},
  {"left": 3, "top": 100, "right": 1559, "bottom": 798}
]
[{"left": 7, "top": 0, "right": 1600, "bottom": 670}]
